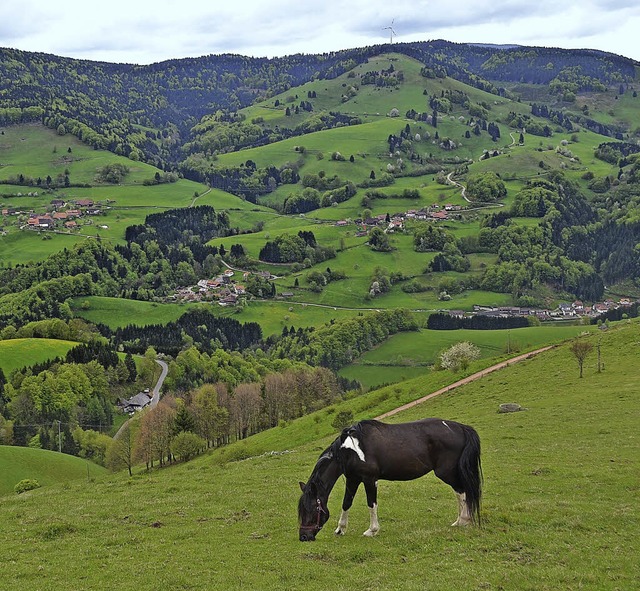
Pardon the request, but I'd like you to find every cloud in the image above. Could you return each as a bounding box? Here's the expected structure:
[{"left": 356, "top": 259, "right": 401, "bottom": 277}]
[{"left": 1, "top": 0, "right": 639, "bottom": 63}]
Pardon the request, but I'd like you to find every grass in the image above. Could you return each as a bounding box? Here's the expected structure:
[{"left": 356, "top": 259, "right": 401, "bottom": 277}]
[
  {"left": 0, "top": 320, "right": 637, "bottom": 590},
  {"left": 0, "top": 446, "right": 108, "bottom": 496},
  {"left": 338, "top": 322, "right": 591, "bottom": 388},
  {"left": 0, "top": 338, "right": 78, "bottom": 375}
]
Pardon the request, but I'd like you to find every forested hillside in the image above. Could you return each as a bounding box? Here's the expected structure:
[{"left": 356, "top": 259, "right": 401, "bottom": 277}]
[{"left": 1, "top": 41, "right": 637, "bottom": 168}]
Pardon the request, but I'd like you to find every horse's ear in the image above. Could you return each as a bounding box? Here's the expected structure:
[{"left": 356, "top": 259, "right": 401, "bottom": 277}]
[{"left": 299, "top": 481, "right": 306, "bottom": 492}]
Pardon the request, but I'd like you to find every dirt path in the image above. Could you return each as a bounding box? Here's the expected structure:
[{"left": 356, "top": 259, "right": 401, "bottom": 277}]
[{"left": 375, "top": 345, "right": 555, "bottom": 420}]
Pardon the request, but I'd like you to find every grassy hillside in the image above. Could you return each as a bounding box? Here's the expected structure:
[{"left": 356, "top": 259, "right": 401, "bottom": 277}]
[
  {"left": 0, "top": 446, "right": 108, "bottom": 496},
  {"left": 339, "top": 322, "right": 591, "bottom": 388},
  {"left": 0, "top": 337, "right": 78, "bottom": 375},
  {"left": 0, "top": 320, "right": 637, "bottom": 590},
  {"left": 0, "top": 124, "right": 259, "bottom": 265}
]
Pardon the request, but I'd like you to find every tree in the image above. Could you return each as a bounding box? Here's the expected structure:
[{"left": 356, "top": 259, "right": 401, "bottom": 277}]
[
  {"left": 170, "top": 431, "right": 206, "bottom": 462},
  {"left": 569, "top": 339, "right": 593, "bottom": 378},
  {"left": 368, "top": 227, "right": 392, "bottom": 252},
  {"left": 439, "top": 342, "right": 481, "bottom": 371},
  {"left": 107, "top": 421, "right": 135, "bottom": 475},
  {"left": 124, "top": 352, "right": 137, "bottom": 382}
]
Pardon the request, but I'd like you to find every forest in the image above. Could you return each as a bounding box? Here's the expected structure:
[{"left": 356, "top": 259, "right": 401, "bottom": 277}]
[{"left": 0, "top": 42, "right": 636, "bottom": 170}]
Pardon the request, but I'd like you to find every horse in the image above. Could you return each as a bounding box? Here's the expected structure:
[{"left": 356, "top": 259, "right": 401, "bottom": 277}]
[{"left": 297, "top": 418, "right": 482, "bottom": 541}]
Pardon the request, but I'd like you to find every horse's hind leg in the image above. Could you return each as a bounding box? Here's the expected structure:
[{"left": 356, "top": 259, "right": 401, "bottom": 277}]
[
  {"left": 434, "top": 467, "right": 472, "bottom": 527},
  {"left": 362, "top": 479, "right": 380, "bottom": 537},
  {"left": 335, "top": 478, "right": 360, "bottom": 535},
  {"left": 452, "top": 491, "right": 472, "bottom": 527}
]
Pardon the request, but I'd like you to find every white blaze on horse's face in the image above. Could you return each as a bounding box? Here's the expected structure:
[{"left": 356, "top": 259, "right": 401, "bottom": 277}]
[{"left": 341, "top": 434, "right": 366, "bottom": 462}]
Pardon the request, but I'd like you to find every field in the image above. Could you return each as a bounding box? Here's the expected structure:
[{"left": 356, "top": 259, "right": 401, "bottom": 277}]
[
  {"left": 338, "top": 322, "right": 592, "bottom": 388},
  {"left": 0, "top": 446, "right": 108, "bottom": 496},
  {"left": 0, "top": 320, "right": 637, "bottom": 590},
  {"left": 0, "top": 338, "right": 78, "bottom": 375}
]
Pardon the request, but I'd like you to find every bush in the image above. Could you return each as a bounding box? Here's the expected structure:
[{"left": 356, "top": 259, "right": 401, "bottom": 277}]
[
  {"left": 15, "top": 479, "right": 41, "bottom": 494},
  {"left": 438, "top": 341, "right": 481, "bottom": 372},
  {"left": 331, "top": 410, "right": 355, "bottom": 431},
  {"left": 170, "top": 432, "right": 206, "bottom": 462}
]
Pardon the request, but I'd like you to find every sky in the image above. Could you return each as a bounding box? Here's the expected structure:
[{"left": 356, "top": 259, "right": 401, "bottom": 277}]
[{"left": 1, "top": 0, "right": 639, "bottom": 65}]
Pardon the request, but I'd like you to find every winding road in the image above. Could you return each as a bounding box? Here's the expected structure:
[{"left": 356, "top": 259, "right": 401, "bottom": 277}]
[{"left": 113, "top": 358, "right": 168, "bottom": 439}]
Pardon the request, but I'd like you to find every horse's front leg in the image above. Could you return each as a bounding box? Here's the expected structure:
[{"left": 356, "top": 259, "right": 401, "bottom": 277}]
[
  {"left": 335, "top": 478, "right": 360, "bottom": 535},
  {"left": 362, "top": 480, "right": 380, "bottom": 537}
]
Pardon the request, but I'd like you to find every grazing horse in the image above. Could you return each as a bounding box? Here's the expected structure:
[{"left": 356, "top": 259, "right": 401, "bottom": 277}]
[{"left": 298, "top": 418, "right": 482, "bottom": 541}]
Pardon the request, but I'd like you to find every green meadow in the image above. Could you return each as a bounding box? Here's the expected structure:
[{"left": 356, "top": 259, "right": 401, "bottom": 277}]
[
  {"left": 339, "top": 323, "right": 591, "bottom": 388},
  {"left": 0, "top": 446, "right": 107, "bottom": 496},
  {"left": 0, "top": 338, "right": 78, "bottom": 375},
  {"left": 0, "top": 320, "right": 637, "bottom": 590}
]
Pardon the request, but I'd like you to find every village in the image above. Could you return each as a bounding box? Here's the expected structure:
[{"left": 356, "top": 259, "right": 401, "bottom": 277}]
[
  {"left": 336, "top": 202, "right": 464, "bottom": 233},
  {"left": 1, "top": 195, "right": 109, "bottom": 233}
]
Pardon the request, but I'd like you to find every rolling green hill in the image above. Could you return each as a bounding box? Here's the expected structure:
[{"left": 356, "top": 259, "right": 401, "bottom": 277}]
[
  {"left": 0, "top": 445, "right": 108, "bottom": 496},
  {"left": 0, "top": 337, "right": 78, "bottom": 375},
  {"left": 0, "top": 320, "right": 637, "bottom": 590}
]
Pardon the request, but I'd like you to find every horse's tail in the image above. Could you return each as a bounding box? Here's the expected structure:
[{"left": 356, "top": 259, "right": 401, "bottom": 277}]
[{"left": 458, "top": 424, "right": 483, "bottom": 525}]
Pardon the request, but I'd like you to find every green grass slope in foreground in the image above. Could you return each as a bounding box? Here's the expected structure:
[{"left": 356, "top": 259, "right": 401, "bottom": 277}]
[
  {"left": 0, "top": 322, "right": 638, "bottom": 590},
  {"left": 0, "top": 446, "right": 108, "bottom": 496}
]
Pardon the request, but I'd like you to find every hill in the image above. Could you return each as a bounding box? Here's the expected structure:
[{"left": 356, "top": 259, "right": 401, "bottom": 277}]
[
  {"left": 0, "top": 445, "right": 107, "bottom": 496},
  {"left": 0, "top": 320, "right": 637, "bottom": 589},
  {"left": 1, "top": 41, "right": 637, "bottom": 168},
  {"left": 0, "top": 337, "right": 78, "bottom": 375}
]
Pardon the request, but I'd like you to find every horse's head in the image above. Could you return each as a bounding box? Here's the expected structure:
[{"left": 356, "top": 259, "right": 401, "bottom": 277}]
[{"left": 297, "top": 480, "right": 330, "bottom": 541}]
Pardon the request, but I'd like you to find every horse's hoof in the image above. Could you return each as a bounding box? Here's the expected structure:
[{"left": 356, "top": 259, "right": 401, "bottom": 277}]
[
  {"left": 334, "top": 528, "right": 346, "bottom": 535},
  {"left": 362, "top": 529, "right": 379, "bottom": 537}
]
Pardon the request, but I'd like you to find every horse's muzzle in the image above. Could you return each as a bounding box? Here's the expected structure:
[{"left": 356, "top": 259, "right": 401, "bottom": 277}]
[{"left": 299, "top": 532, "right": 316, "bottom": 542}]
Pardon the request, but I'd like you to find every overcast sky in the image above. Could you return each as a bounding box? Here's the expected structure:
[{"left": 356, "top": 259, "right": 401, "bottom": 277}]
[{"left": 1, "top": 0, "right": 639, "bottom": 65}]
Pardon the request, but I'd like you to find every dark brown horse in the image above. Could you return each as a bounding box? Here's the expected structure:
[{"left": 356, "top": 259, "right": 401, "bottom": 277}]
[{"left": 298, "top": 418, "right": 482, "bottom": 541}]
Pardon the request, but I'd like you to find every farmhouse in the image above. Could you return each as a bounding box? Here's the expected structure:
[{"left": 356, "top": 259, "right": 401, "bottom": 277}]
[{"left": 117, "top": 391, "right": 152, "bottom": 414}]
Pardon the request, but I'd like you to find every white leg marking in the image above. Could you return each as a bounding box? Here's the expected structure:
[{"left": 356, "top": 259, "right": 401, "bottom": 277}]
[
  {"left": 451, "top": 492, "right": 472, "bottom": 527},
  {"left": 335, "top": 509, "right": 349, "bottom": 535},
  {"left": 340, "top": 435, "right": 366, "bottom": 462},
  {"left": 363, "top": 503, "right": 380, "bottom": 537}
]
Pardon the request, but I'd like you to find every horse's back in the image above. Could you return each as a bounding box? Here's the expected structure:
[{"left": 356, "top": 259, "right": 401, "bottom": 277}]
[{"left": 346, "top": 418, "right": 469, "bottom": 481}]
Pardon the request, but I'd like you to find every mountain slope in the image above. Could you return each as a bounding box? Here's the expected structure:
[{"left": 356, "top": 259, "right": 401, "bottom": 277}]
[{"left": 0, "top": 320, "right": 637, "bottom": 589}]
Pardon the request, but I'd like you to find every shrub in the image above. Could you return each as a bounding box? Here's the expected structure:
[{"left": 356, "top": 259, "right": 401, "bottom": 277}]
[
  {"left": 331, "top": 410, "right": 355, "bottom": 431},
  {"left": 438, "top": 341, "right": 481, "bottom": 371},
  {"left": 15, "top": 479, "right": 41, "bottom": 494},
  {"left": 171, "top": 432, "right": 206, "bottom": 462}
]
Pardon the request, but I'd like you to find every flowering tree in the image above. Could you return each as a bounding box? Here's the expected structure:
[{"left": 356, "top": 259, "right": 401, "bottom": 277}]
[{"left": 439, "top": 341, "right": 481, "bottom": 371}]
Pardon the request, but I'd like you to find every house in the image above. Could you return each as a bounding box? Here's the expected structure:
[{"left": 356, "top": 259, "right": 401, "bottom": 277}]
[
  {"left": 75, "top": 199, "right": 94, "bottom": 208},
  {"left": 117, "top": 391, "right": 153, "bottom": 414},
  {"left": 430, "top": 211, "right": 448, "bottom": 220},
  {"left": 53, "top": 211, "right": 68, "bottom": 220},
  {"left": 50, "top": 199, "right": 65, "bottom": 208},
  {"left": 558, "top": 303, "right": 575, "bottom": 316},
  {"left": 64, "top": 221, "right": 78, "bottom": 229},
  {"left": 66, "top": 209, "right": 82, "bottom": 218},
  {"left": 234, "top": 284, "right": 246, "bottom": 295},
  {"left": 335, "top": 220, "right": 348, "bottom": 226},
  {"left": 28, "top": 214, "right": 54, "bottom": 228},
  {"left": 218, "top": 293, "right": 238, "bottom": 306}
]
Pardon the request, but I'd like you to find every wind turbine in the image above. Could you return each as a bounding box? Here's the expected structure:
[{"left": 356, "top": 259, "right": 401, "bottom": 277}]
[{"left": 383, "top": 19, "right": 397, "bottom": 44}]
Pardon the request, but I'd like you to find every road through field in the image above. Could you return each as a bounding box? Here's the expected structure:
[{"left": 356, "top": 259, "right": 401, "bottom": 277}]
[{"left": 375, "top": 345, "right": 555, "bottom": 420}]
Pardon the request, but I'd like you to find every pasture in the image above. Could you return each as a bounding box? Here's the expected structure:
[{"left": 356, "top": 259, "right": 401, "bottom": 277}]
[
  {"left": 0, "top": 338, "right": 78, "bottom": 375},
  {"left": 0, "top": 446, "right": 107, "bottom": 496},
  {"left": 0, "top": 320, "right": 637, "bottom": 590},
  {"left": 338, "top": 323, "right": 591, "bottom": 388}
]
